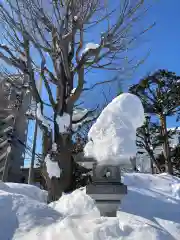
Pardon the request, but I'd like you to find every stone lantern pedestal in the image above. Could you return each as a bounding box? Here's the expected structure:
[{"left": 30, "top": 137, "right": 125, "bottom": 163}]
[{"left": 86, "top": 163, "right": 127, "bottom": 217}]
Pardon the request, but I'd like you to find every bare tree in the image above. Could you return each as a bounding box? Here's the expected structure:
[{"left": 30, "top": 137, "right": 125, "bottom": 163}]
[{"left": 0, "top": 0, "right": 153, "bottom": 201}]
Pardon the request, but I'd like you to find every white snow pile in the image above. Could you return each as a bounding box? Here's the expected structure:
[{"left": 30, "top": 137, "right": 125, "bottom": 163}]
[
  {"left": 49, "top": 188, "right": 99, "bottom": 217},
  {"left": 0, "top": 173, "right": 180, "bottom": 239},
  {"left": 84, "top": 93, "right": 145, "bottom": 165},
  {"left": 0, "top": 185, "right": 61, "bottom": 240}
]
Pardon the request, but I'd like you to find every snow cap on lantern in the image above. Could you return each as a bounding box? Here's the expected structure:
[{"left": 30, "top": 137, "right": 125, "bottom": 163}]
[{"left": 84, "top": 93, "right": 145, "bottom": 166}]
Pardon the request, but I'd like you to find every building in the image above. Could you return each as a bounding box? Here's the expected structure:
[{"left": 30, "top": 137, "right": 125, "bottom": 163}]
[{"left": 0, "top": 74, "right": 31, "bottom": 182}]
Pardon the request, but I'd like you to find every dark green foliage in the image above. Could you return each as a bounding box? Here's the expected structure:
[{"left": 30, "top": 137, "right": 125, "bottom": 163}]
[
  {"left": 130, "top": 69, "right": 180, "bottom": 175},
  {"left": 64, "top": 158, "right": 92, "bottom": 193},
  {"left": 136, "top": 118, "right": 163, "bottom": 172},
  {"left": 156, "top": 145, "right": 180, "bottom": 176},
  {"left": 129, "top": 69, "right": 180, "bottom": 116},
  {"left": 137, "top": 121, "right": 162, "bottom": 151},
  {"left": 170, "top": 145, "right": 180, "bottom": 177}
]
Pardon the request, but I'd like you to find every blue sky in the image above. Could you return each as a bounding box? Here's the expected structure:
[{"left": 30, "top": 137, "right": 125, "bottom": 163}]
[
  {"left": 81, "top": 0, "right": 180, "bottom": 128},
  {"left": 128, "top": 0, "right": 180, "bottom": 128},
  {"left": 130, "top": 0, "right": 180, "bottom": 83},
  {"left": 25, "top": 0, "right": 180, "bottom": 165}
]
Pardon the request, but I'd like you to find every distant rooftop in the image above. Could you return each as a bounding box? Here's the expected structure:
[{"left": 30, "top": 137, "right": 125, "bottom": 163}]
[{"left": 167, "top": 127, "right": 180, "bottom": 131}]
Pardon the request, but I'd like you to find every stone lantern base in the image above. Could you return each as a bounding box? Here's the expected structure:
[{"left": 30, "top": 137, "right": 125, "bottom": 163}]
[{"left": 86, "top": 164, "right": 127, "bottom": 217}]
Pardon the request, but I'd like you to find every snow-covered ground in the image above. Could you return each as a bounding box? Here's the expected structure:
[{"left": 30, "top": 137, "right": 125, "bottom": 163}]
[
  {"left": 1, "top": 93, "right": 179, "bottom": 239},
  {"left": 0, "top": 173, "right": 180, "bottom": 240}
]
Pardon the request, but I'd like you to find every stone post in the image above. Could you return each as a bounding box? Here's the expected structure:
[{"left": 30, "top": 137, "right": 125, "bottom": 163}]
[{"left": 86, "top": 163, "right": 127, "bottom": 217}]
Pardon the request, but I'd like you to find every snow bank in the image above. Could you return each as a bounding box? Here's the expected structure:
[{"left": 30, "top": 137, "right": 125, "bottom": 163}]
[
  {"left": 0, "top": 183, "right": 61, "bottom": 240},
  {"left": 1, "top": 173, "right": 180, "bottom": 239},
  {"left": 3, "top": 182, "right": 47, "bottom": 203},
  {"left": 84, "top": 93, "right": 145, "bottom": 165},
  {"left": 118, "top": 173, "right": 180, "bottom": 239}
]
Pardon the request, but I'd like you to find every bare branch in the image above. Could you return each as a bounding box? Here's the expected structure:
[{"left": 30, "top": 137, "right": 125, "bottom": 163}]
[
  {"left": 40, "top": 67, "right": 56, "bottom": 109},
  {"left": 83, "top": 76, "right": 118, "bottom": 91}
]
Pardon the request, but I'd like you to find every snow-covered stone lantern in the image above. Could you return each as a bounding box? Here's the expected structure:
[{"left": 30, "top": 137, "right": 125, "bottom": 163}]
[
  {"left": 86, "top": 163, "right": 127, "bottom": 217},
  {"left": 85, "top": 93, "right": 145, "bottom": 217}
]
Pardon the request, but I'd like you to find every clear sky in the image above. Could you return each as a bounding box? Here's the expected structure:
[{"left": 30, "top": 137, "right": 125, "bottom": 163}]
[
  {"left": 131, "top": 0, "right": 180, "bottom": 82},
  {"left": 84, "top": 0, "right": 180, "bottom": 128},
  {"left": 129, "top": 0, "right": 180, "bottom": 128}
]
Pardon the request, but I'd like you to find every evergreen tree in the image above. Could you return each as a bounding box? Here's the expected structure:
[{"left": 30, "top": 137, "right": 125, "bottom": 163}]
[
  {"left": 136, "top": 117, "right": 162, "bottom": 173},
  {"left": 129, "top": 69, "right": 180, "bottom": 174}
]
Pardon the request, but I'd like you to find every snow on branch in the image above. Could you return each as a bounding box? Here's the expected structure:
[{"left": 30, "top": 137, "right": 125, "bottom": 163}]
[
  {"left": 81, "top": 43, "right": 100, "bottom": 57},
  {"left": 56, "top": 113, "right": 71, "bottom": 134},
  {"left": 45, "top": 154, "right": 61, "bottom": 179},
  {"left": 52, "top": 143, "right": 57, "bottom": 152},
  {"left": 72, "top": 108, "right": 89, "bottom": 123},
  {"left": 72, "top": 107, "right": 98, "bottom": 132}
]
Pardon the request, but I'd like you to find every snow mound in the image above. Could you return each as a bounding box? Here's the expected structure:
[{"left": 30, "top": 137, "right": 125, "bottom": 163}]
[
  {"left": 49, "top": 188, "right": 99, "bottom": 217},
  {"left": 0, "top": 186, "right": 62, "bottom": 240},
  {"left": 84, "top": 93, "right": 144, "bottom": 165},
  {"left": 0, "top": 181, "right": 47, "bottom": 203},
  {"left": 1, "top": 174, "right": 180, "bottom": 239}
]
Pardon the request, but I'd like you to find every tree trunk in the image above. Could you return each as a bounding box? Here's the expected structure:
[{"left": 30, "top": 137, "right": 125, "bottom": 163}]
[
  {"left": 148, "top": 150, "right": 161, "bottom": 174},
  {"left": 150, "top": 157, "right": 154, "bottom": 174},
  {"left": 41, "top": 110, "right": 74, "bottom": 202},
  {"left": 160, "top": 114, "right": 173, "bottom": 175},
  {"left": 47, "top": 177, "right": 62, "bottom": 202},
  {"left": 47, "top": 135, "right": 73, "bottom": 202}
]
